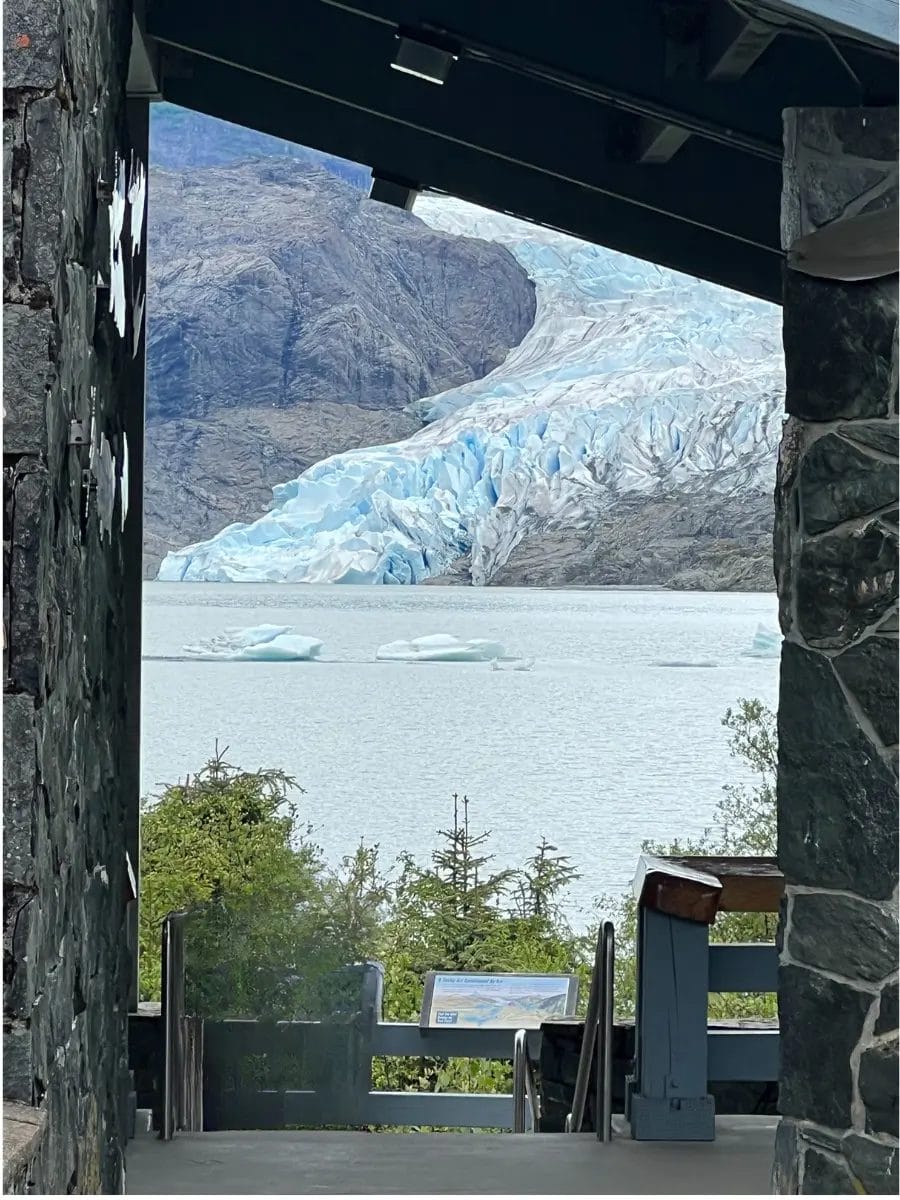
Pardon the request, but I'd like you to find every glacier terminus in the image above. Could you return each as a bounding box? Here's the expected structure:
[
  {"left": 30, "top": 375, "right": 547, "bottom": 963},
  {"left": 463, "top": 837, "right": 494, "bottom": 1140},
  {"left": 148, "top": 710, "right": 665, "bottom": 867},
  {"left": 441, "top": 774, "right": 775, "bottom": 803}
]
[{"left": 157, "top": 198, "right": 785, "bottom": 585}]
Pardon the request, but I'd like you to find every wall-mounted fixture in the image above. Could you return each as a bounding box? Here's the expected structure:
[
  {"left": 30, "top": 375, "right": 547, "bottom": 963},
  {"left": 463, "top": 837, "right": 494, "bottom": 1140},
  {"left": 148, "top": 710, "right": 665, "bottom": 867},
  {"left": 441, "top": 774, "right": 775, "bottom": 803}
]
[
  {"left": 391, "top": 31, "right": 458, "bottom": 84},
  {"left": 368, "top": 172, "right": 420, "bottom": 211}
]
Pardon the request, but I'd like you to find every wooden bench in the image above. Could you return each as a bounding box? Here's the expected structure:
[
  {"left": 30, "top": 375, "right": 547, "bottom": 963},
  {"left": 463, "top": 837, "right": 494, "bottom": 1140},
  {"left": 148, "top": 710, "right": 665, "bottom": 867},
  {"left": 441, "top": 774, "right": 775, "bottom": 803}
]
[{"left": 625, "top": 855, "right": 783, "bottom": 1142}]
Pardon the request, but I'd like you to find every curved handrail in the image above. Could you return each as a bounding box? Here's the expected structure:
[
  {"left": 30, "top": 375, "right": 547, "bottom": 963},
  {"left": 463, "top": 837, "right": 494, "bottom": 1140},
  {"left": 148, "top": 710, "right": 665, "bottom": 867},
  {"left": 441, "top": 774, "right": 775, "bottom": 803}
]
[
  {"left": 565, "top": 919, "right": 615, "bottom": 1140},
  {"left": 512, "top": 1029, "right": 540, "bottom": 1133}
]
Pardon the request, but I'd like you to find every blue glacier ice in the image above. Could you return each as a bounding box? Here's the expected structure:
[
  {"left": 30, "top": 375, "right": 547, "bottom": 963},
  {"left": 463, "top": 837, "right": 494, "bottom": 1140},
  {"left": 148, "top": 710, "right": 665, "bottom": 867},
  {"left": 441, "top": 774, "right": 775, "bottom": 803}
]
[
  {"left": 742, "top": 624, "right": 782, "bottom": 659},
  {"left": 183, "top": 625, "right": 324, "bottom": 660},
  {"left": 158, "top": 197, "right": 785, "bottom": 585}
]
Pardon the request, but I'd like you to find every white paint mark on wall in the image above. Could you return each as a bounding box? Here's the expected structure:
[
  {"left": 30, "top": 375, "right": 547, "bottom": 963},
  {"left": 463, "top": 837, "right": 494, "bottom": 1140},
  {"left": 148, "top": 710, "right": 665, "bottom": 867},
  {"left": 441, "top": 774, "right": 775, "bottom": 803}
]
[
  {"left": 121, "top": 432, "right": 129, "bottom": 531},
  {"left": 109, "top": 154, "right": 128, "bottom": 338},
  {"left": 128, "top": 154, "right": 146, "bottom": 256}
]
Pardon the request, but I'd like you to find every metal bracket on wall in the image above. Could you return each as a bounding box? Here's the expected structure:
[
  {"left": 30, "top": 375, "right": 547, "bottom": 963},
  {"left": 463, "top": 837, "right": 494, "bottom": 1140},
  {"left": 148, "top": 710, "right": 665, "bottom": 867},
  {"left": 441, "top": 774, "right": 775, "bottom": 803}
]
[{"left": 68, "top": 419, "right": 89, "bottom": 447}]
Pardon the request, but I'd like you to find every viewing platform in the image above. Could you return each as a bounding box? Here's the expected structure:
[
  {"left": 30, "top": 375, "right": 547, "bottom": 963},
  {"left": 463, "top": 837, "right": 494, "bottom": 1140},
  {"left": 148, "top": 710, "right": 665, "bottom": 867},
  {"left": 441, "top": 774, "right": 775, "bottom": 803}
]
[{"left": 125, "top": 1119, "right": 778, "bottom": 1195}]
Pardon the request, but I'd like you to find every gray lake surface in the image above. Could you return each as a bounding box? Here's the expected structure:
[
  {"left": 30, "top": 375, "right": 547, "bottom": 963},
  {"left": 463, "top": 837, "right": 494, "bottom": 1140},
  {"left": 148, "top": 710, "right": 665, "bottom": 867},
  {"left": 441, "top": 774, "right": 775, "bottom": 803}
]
[{"left": 141, "top": 583, "right": 780, "bottom": 924}]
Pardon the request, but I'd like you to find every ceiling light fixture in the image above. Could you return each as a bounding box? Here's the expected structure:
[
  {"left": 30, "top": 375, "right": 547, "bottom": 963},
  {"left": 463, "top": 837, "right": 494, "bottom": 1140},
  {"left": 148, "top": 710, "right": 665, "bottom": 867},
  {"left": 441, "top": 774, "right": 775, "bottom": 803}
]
[
  {"left": 391, "top": 31, "right": 459, "bottom": 85},
  {"left": 368, "top": 173, "right": 420, "bottom": 211}
]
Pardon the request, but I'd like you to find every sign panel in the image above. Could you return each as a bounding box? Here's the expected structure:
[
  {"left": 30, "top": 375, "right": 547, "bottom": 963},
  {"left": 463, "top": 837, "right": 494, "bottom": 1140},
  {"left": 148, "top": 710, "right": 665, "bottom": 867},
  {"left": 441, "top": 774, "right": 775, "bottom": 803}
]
[{"left": 420, "top": 971, "right": 579, "bottom": 1030}]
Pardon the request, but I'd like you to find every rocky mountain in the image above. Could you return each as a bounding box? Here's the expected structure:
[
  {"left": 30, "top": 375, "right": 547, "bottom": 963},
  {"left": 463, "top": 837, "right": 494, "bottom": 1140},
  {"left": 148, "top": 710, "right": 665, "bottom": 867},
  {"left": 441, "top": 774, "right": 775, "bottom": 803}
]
[
  {"left": 159, "top": 197, "right": 784, "bottom": 588},
  {"left": 144, "top": 106, "right": 536, "bottom": 574}
]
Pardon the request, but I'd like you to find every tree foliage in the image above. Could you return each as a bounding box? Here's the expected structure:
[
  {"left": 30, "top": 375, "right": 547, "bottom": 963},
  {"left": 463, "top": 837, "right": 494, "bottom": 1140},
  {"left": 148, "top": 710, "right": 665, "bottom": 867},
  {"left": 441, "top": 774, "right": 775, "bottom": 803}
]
[
  {"left": 600, "top": 698, "right": 778, "bottom": 1021},
  {"left": 139, "top": 698, "right": 777, "bottom": 1101}
]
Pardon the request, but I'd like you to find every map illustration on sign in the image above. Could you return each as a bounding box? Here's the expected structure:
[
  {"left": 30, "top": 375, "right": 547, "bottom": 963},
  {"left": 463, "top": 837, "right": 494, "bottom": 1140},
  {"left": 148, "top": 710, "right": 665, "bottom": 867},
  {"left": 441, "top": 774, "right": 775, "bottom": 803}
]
[{"left": 420, "top": 972, "right": 579, "bottom": 1029}]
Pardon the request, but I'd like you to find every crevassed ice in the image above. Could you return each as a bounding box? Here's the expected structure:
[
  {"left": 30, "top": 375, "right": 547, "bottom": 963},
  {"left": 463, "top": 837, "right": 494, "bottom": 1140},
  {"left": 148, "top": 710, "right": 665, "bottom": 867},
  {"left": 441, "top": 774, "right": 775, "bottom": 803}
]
[{"left": 157, "top": 197, "right": 785, "bottom": 585}]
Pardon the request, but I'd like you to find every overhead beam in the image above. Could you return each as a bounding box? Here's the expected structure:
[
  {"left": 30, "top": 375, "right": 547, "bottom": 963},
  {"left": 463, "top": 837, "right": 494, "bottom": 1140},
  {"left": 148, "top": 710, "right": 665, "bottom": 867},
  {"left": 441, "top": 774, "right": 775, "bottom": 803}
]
[
  {"left": 148, "top": 0, "right": 784, "bottom": 252},
  {"left": 625, "top": 3, "right": 779, "bottom": 165},
  {"left": 313, "top": 0, "right": 895, "bottom": 126},
  {"left": 158, "top": 51, "right": 784, "bottom": 302}
]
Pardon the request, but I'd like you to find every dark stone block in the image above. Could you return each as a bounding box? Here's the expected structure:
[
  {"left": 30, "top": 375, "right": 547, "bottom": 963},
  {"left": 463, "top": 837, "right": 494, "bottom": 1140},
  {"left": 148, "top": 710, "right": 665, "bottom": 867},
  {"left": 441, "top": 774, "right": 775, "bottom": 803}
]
[
  {"left": 843, "top": 1133, "right": 898, "bottom": 1195},
  {"left": 859, "top": 1041, "right": 899, "bottom": 1136},
  {"left": 797, "top": 522, "right": 898, "bottom": 648},
  {"left": 800, "top": 433, "right": 898, "bottom": 535},
  {"left": 3, "top": 1023, "right": 34, "bottom": 1103},
  {"left": 833, "top": 637, "right": 899, "bottom": 748},
  {"left": 840, "top": 422, "right": 899, "bottom": 458},
  {"left": 788, "top": 893, "right": 897, "bottom": 983},
  {"left": 7, "top": 461, "right": 47, "bottom": 695},
  {"left": 21, "top": 97, "right": 62, "bottom": 285},
  {"left": 802, "top": 1149, "right": 855, "bottom": 1194},
  {"left": 3, "top": 695, "right": 36, "bottom": 885},
  {"left": 772, "top": 1118, "right": 799, "bottom": 1194},
  {"left": 783, "top": 272, "right": 896, "bottom": 421},
  {"left": 4, "top": 115, "right": 18, "bottom": 273},
  {"left": 778, "top": 964, "right": 870, "bottom": 1127},
  {"left": 3, "top": 0, "right": 61, "bottom": 89},
  {"left": 778, "top": 643, "right": 898, "bottom": 898},
  {"left": 876, "top": 980, "right": 898, "bottom": 1036},
  {"left": 3, "top": 305, "right": 52, "bottom": 454}
]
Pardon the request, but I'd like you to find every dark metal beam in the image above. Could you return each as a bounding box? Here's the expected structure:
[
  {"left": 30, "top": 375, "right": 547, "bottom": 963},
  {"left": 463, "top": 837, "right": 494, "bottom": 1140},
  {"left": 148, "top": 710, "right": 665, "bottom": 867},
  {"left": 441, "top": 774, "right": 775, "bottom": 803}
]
[
  {"left": 148, "top": 0, "right": 784, "bottom": 252},
  {"left": 158, "top": 51, "right": 784, "bottom": 302},
  {"left": 312, "top": 0, "right": 896, "bottom": 127}
]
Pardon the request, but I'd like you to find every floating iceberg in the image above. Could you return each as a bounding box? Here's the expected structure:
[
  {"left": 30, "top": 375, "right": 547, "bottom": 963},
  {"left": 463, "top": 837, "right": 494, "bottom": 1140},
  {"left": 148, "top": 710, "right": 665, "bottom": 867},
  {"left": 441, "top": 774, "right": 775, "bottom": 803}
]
[
  {"left": 183, "top": 624, "right": 323, "bottom": 661},
  {"left": 375, "top": 634, "right": 505, "bottom": 663},
  {"left": 743, "top": 624, "right": 782, "bottom": 659},
  {"left": 158, "top": 196, "right": 783, "bottom": 585},
  {"left": 490, "top": 657, "right": 535, "bottom": 672}
]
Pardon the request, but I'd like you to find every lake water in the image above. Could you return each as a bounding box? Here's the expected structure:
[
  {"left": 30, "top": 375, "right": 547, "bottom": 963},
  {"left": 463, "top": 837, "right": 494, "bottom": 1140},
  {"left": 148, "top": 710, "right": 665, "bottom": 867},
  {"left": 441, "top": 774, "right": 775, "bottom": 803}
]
[{"left": 141, "top": 584, "right": 779, "bottom": 924}]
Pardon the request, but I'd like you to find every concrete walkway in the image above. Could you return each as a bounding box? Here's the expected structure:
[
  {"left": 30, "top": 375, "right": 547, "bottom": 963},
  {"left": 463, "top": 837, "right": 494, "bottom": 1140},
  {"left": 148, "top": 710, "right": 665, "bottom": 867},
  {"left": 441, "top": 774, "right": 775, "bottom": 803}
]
[{"left": 126, "top": 1118, "right": 777, "bottom": 1195}]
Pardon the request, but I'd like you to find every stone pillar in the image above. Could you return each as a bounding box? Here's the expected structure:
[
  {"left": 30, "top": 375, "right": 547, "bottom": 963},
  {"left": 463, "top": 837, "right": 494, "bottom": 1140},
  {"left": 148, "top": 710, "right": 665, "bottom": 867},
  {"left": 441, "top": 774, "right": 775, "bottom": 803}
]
[
  {"left": 3, "top": 0, "right": 145, "bottom": 1190},
  {"left": 774, "top": 108, "right": 898, "bottom": 1194}
]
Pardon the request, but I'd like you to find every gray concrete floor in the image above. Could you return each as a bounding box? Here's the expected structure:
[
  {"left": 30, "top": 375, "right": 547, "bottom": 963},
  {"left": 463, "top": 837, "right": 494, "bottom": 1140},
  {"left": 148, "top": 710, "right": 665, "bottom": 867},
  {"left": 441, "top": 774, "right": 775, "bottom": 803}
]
[{"left": 125, "top": 1117, "right": 777, "bottom": 1195}]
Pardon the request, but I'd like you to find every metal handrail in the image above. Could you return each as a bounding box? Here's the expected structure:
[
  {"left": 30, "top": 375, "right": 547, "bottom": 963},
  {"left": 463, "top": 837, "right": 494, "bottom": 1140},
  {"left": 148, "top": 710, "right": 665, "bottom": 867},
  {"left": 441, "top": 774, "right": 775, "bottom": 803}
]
[
  {"left": 512, "top": 1029, "right": 540, "bottom": 1133},
  {"left": 161, "top": 908, "right": 205, "bottom": 1140},
  {"left": 565, "top": 919, "right": 615, "bottom": 1141}
]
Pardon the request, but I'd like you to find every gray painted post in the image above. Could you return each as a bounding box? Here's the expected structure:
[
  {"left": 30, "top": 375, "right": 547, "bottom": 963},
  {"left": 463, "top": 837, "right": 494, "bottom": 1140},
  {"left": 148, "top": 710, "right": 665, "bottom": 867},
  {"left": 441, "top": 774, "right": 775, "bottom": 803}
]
[{"left": 629, "top": 907, "right": 715, "bottom": 1140}]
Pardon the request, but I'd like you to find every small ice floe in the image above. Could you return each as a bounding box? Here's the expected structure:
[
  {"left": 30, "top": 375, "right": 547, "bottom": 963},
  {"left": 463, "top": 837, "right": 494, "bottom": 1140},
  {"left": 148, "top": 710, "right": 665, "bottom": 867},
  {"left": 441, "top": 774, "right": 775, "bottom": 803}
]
[
  {"left": 490, "top": 657, "right": 535, "bottom": 672},
  {"left": 742, "top": 624, "right": 782, "bottom": 659},
  {"left": 375, "top": 634, "right": 505, "bottom": 663},
  {"left": 183, "top": 624, "right": 324, "bottom": 661}
]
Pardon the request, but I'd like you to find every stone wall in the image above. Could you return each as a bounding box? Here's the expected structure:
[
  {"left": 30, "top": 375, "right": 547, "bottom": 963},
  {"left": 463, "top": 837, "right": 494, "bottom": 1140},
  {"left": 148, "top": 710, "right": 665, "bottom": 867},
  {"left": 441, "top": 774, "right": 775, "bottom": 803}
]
[
  {"left": 773, "top": 107, "right": 899, "bottom": 1194},
  {"left": 3, "top": 0, "right": 145, "bottom": 1190}
]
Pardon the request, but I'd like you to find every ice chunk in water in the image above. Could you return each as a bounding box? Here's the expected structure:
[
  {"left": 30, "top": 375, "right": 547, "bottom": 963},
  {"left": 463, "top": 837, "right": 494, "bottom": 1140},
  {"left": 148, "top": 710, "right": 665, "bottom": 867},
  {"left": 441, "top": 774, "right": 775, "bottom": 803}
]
[
  {"left": 743, "top": 624, "right": 781, "bottom": 659},
  {"left": 183, "top": 625, "right": 323, "bottom": 661},
  {"left": 376, "top": 634, "right": 506, "bottom": 662}
]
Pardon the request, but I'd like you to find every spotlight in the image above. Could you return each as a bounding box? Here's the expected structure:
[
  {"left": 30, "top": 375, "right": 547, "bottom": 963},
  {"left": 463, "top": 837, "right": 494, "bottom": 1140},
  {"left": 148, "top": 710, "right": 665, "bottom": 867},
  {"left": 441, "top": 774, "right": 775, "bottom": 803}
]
[
  {"left": 368, "top": 173, "right": 420, "bottom": 211},
  {"left": 391, "top": 32, "right": 458, "bottom": 85}
]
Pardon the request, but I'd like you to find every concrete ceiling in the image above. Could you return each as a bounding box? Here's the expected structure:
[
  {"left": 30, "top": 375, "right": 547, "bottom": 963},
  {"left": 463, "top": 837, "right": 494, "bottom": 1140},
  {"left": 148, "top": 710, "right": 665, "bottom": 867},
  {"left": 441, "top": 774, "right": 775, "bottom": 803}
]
[{"left": 141, "top": 0, "right": 899, "bottom": 301}]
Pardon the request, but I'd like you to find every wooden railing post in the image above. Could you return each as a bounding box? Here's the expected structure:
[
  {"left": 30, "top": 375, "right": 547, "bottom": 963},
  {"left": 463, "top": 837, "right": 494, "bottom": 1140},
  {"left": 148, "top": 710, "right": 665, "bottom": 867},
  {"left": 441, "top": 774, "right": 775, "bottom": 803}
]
[{"left": 626, "top": 854, "right": 784, "bottom": 1142}]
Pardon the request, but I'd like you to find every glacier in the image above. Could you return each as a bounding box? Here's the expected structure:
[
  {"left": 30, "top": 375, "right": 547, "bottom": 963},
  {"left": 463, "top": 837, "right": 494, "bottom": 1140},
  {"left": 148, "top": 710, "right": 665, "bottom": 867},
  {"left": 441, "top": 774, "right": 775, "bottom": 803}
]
[{"left": 157, "top": 196, "right": 785, "bottom": 585}]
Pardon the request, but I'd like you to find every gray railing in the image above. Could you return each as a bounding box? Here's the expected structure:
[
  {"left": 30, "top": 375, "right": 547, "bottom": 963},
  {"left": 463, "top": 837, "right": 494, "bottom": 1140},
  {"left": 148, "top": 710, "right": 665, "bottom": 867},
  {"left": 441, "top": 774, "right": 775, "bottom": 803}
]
[
  {"left": 512, "top": 1029, "right": 540, "bottom": 1133},
  {"left": 565, "top": 919, "right": 615, "bottom": 1140},
  {"left": 160, "top": 910, "right": 203, "bottom": 1140},
  {"left": 626, "top": 855, "right": 781, "bottom": 1141}
]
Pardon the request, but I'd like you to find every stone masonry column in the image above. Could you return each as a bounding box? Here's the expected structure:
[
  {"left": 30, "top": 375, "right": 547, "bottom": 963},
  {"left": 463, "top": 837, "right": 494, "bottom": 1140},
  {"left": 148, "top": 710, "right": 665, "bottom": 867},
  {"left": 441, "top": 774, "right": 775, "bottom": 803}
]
[
  {"left": 774, "top": 108, "right": 898, "bottom": 1193},
  {"left": 3, "top": 0, "right": 144, "bottom": 1190}
]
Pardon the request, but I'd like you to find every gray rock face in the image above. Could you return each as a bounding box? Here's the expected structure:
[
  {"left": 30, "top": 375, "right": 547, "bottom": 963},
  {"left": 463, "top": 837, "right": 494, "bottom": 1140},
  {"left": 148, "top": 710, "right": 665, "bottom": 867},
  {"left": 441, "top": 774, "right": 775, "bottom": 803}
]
[
  {"left": 426, "top": 492, "right": 775, "bottom": 590},
  {"left": 148, "top": 160, "right": 535, "bottom": 419},
  {"left": 144, "top": 155, "right": 535, "bottom": 568},
  {"left": 143, "top": 403, "right": 420, "bottom": 576}
]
